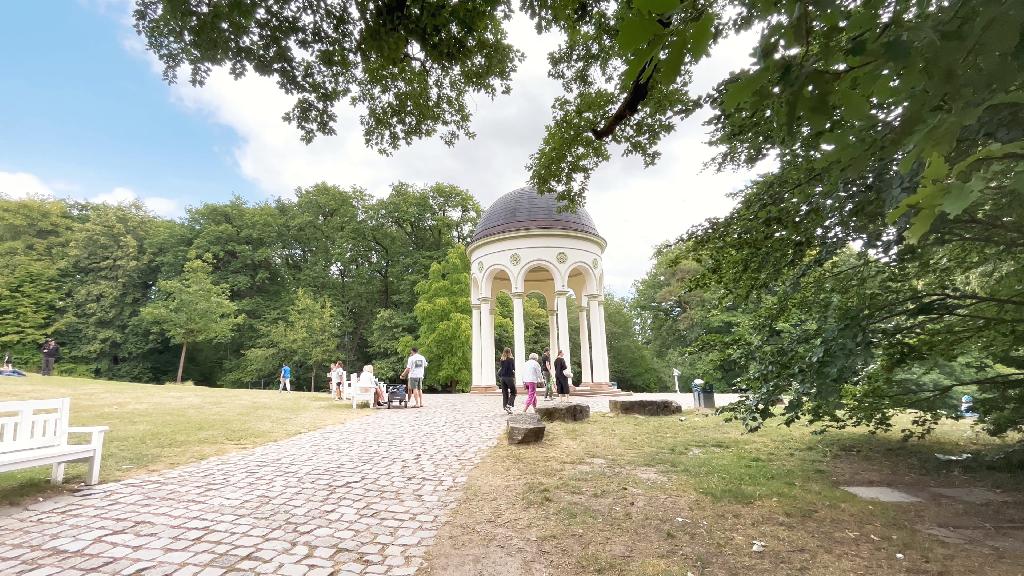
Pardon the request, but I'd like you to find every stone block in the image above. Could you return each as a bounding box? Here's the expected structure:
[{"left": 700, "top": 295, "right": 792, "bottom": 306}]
[
  {"left": 608, "top": 399, "right": 682, "bottom": 416},
  {"left": 507, "top": 414, "right": 545, "bottom": 444},
  {"left": 536, "top": 402, "right": 591, "bottom": 422}
]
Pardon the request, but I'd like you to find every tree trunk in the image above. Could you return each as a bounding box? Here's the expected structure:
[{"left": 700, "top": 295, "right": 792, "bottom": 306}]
[
  {"left": 176, "top": 341, "right": 187, "bottom": 384},
  {"left": 312, "top": 366, "right": 316, "bottom": 393}
]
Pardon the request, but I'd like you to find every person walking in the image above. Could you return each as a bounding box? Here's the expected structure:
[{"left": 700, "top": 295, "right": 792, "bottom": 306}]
[
  {"left": 40, "top": 339, "right": 59, "bottom": 376},
  {"left": 554, "top": 350, "right": 570, "bottom": 400},
  {"left": 522, "top": 353, "right": 543, "bottom": 413},
  {"left": 497, "top": 347, "right": 516, "bottom": 414},
  {"left": 541, "top": 348, "right": 554, "bottom": 401},
  {"left": 401, "top": 347, "right": 428, "bottom": 408},
  {"left": 279, "top": 363, "right": 292, "bottom": 392}
]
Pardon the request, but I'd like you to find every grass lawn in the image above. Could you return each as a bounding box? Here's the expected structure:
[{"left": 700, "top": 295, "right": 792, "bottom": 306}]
[
  {"left": 0, "top": 374, "right": 364, "bottom": 505},
  {"left": 424, "top": 409, "right": 1024, "bottom": 576}
]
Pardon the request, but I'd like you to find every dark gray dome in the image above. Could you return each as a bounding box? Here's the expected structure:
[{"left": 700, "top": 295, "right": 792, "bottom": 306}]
[{"left": 471, "top": 187, "right": 601, "bottom": 244}]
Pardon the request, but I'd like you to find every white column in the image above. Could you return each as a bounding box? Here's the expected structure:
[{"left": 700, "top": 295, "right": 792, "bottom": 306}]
[
  {"left": 547, "top": 309, "right": 558, "bottom": 358},
  {"left": 555, "top": 291, "right": 572, "bottom": 382},
  {"left": 471, "top": 304, "right": 482, "bottom": 388},
  {"left": 588, "top": 295, "right": 609, "bottom": 383},
  {"left": 479, "top": 297, "right": 496, "bottom": 387},
  {"left": 578, "top": 300, "right": 592, "bottom": 385},
  {"left": 511, "top": 292, "right": 526, "bottom": 388}
]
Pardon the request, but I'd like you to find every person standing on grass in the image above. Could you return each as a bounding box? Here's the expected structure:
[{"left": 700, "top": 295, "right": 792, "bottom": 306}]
[
  {"left": 40, "top": 338, "right": 59, "bottom": 376},
  {"left": 522, "top": 353, "right": 543, "bottom": 413},
  {"left": 401, "top": 347, "right": 428, "bottom": 408},
  {"left": 554, "top": 350, "right": 570, "bottom": 400},
  {"left": 498, "top": 347, "right": 516, "bottom": 414},
  {"left": 541, "top": 348, "right": 554, "bottom": 401},
  {"left": 334, "top": 361, "right": 346, "bottom": 400},
  {"left": 3, "top": 350, "right": 12, "bottom": 370},
  {"left": 279, "top": 363, "right": 292, "bottom": 392}
]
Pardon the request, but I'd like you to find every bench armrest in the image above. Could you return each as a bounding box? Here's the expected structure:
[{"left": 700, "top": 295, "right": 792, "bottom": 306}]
[
  {"left": 68, "top": 426, "right": 110, "bottom": 433},
  {"left": 68, "top": 426, "right": 109, "bottom": 446}
]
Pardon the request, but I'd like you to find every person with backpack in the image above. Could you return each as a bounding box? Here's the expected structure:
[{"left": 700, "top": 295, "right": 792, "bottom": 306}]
[
  {"left": 554, "top": 350, "right": 570, "bottom": 400},
  {"left": 497, "top": 347, "right": 516, "bottom": 414}
]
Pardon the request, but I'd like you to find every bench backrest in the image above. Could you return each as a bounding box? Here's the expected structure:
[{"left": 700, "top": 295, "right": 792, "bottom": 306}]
[{"left": 0, "top": 398, "right": 70, "bottom": 454}]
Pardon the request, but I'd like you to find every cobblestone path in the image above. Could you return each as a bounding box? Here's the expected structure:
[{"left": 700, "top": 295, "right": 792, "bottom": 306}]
[{"left": 0, "top": 395, "right": 508, "bottom": 576}]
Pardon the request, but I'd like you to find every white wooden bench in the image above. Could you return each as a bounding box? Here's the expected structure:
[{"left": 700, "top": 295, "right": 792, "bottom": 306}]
[
  {"left": 0, "top": 398, "right": 109, "bottom": 485},
  {"left": 347, "top": 373, "right": 378, "bottom": 408}
]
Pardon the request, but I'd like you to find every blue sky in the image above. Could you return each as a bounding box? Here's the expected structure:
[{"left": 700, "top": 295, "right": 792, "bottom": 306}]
[{"left": 0, "top": 1, "right": 254, "bottom": 213}]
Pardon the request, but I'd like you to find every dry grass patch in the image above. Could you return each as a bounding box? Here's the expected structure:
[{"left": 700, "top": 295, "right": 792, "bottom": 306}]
[
  {"left": 0, "top": 374, "right": 365, "bottom": 504},
  {"left": 424, "top": 411, "right": 1023, "bottom": 576}
]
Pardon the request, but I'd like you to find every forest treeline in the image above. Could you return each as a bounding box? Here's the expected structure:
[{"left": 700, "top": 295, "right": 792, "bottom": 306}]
[{"left": 1, "top": 183, "right": 664, "bottom": 391}]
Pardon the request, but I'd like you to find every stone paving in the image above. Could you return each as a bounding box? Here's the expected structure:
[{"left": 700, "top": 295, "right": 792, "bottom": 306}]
[{"left": 0, "top": 392, "right": 733, "bottom": 576}]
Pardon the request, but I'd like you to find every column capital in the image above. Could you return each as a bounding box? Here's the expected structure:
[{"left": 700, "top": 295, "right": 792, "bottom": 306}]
[
  {"left": 471, "top": 303, "right": 481, "bottom": 310},
  {"left": 547, "top": 309, "right": 557, "bottom": 316},
  {"left": 478, "top": 296, "right": 493, "bottom": 304},
  {"left": 510, "top": 291, "right": 526, "bottom": 299},
  {"left": 555, "top": 289, "right": 571, "bottom": 297},
  {"left": 585, "top": 293, "right": 604, "bottom": 301}
]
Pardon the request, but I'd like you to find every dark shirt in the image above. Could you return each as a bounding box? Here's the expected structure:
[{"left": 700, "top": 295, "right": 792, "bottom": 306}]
[
  {"left": 554, "top": 357, "right": 568, "bottom": 384},
  {"left": 498, "top": 357, "right": 515, "bottom": 378},
  {"left": 41, "top": 343, "right": 60, "bottom": 358},
  {"left": 541, "top": 353, "right": 552, "bottom": 375}
]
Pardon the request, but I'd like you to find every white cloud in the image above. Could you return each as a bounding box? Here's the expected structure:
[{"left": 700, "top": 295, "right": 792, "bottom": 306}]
[
  {"left": 91, "top": 186, "right": 184, "bottom": 219},
  {"left": 145, "top": 16, "right": 769, "bottom": 294},
  {"left": 0, "top": 171, "right": 55, "bottom": 199}
]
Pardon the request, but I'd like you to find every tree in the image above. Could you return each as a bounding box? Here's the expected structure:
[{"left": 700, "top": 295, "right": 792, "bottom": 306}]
[
  {"left": 408, "top": 246, "right": 473, "bottom": 391},
  {"left": 133, "top": 0, "right": 521, "bottom": 150},
  {"left": 368, "top": 309, "right": 418, "bottom": 382},
  {"left": 0, "top": 198, "right": 72, "bottom": 367},
  {"left": 603, "top": 295, "right": 666, "bottom": 392},
  {"left": 142, "top": 260, "right": 243, "bottom": 383}
]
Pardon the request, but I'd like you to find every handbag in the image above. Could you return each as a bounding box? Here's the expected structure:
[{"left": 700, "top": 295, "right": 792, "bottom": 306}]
[{"left": 563, "top": 368, "right": 572, "bottom": 378}]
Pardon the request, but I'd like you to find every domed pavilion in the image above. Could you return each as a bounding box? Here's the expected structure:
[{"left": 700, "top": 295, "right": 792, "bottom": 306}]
[{"left": 467, "top": 187, "right": 611, "bottom": 392}]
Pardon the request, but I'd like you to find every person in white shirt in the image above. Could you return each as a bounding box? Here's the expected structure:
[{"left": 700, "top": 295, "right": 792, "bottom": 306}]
[
  {"left": 522, "top": 352, "right": 544, "bottom": 413},
  {"left": 330, "top": 361, "right": 346, "bottom": 400},
  {"left": 401, "top": 347, "right": 428, "bottom": 408}
]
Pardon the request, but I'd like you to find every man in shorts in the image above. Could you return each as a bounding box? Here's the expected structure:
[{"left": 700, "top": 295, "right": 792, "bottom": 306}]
[{"left": 401, "top": 347, "right": 428, "bottom": 408}]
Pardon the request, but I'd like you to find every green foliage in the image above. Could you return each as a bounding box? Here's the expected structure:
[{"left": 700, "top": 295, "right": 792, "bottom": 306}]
[
  {"left": 0, "top": 198, "right": 72, "bottom": 367},
  {"left": 141, "top": 260, "right": 243, "bottom": 383},
  {"left": 409, "top": 246, "right": 473, "bottom": 391},
  {"left": 133, "top": 0, "right": 522, "bottom": 149},
  {"left": 603, "top": 295, "right": 666, "bottom": 392},
  {"left": 368, "top": 309, "right": 416, "bottom": 382}
]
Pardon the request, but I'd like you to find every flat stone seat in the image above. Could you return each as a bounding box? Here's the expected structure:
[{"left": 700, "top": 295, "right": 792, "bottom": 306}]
[
  {"left": 608, "top": 398, "right": 682, "bottom": 416},
  {"left": 536, "top": 402, "right": 591, "bottom": 422},
  {"left": 507, "top": 414, "right": 546, "bottom": 444}
]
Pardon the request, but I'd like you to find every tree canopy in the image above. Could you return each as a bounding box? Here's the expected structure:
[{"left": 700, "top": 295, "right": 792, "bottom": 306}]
[{"left": 141, "top": 259, "right": 243, "bottom": 383}]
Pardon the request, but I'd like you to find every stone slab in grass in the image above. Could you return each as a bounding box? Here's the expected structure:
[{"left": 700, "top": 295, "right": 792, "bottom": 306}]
[
  {"left": 536, "top": 402, "right": 590, "bottom": 422},
  {"left": 507, "top": 414, "right": 545, "bottom": 444},
  {"left": 842, "top": 486, "right": 923, "bottom": 502},
  {"left": 608, "top": 399, "right": 682, "bottom": 417}
]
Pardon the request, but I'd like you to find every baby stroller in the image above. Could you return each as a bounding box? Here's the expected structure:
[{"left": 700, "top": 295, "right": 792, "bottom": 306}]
[{"left": 386, "top": 382, "right": 409, "bottom": 409}]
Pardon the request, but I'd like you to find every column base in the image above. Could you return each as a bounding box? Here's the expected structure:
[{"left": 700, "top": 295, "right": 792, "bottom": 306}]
[
  {"left": 586, "top": 382, "right": 612, "bottom": 391},
  {"left": 470, "top": 384, "right": 498, "bottom": 394}
]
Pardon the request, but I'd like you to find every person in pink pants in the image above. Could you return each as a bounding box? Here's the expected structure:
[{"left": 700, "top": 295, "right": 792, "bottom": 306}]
[{"left": 523, "top": 352, "right": 544, "bottom": 412}]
